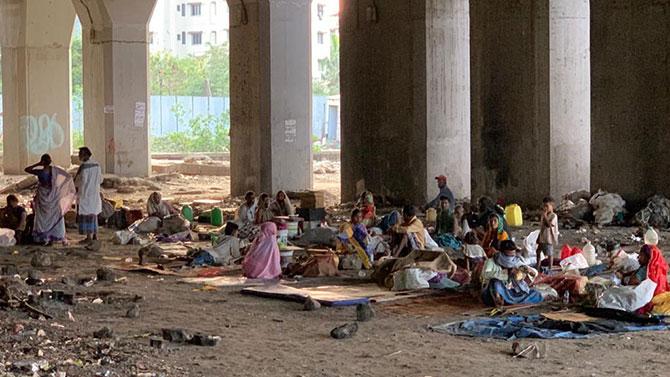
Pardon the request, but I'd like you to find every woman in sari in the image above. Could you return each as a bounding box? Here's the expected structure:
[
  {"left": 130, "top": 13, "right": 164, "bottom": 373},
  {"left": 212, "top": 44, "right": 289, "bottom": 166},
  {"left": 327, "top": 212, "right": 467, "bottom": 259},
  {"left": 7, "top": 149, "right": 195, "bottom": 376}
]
[
  {"left": 25, "top": 154, "right": 76, "bottom": 245},
  {"left": 269, "top": 190, "right": 294, "bottom": 217},
  {"left": 242, "top": 222, "right": 281, "bottom": 279},
  {"left": 147, "top": 192, "right": 176, "bottom": 219},
  {"left": 481, "top": 240, "right": 542, "bottom": 307},
  {"left": 480, "top": 213, "right": 509, "bottom": 257},
  {"left": 254, "top": 193, "right": 274, "bottom": 224},
  {"left": 358, "top": 191, "right": 376, "bottom": 227}
]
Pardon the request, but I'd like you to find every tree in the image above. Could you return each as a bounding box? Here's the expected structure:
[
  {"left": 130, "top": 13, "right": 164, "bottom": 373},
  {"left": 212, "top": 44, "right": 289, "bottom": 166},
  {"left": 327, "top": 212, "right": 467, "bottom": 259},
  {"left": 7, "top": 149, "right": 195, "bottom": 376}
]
[
  {"left": 313, "top": 34, "right": 340, "bottom": 96},
  {"left": 149, "top": 44, "right": 230, "bottom": 97}
]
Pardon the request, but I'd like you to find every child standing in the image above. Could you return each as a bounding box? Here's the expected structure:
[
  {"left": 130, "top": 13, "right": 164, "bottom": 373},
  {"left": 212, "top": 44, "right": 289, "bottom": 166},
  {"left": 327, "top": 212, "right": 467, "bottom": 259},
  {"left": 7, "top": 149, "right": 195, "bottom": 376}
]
[{"left": 537, "top": 196, "right": 559, "bottom": 271}]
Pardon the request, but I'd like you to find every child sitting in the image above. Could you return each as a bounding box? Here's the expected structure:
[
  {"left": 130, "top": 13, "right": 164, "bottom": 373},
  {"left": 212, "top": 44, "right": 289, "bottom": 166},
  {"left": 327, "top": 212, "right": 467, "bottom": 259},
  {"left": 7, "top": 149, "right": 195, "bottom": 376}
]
[{"left": 463, "top": 231, "right": 486, "bottom": 271}]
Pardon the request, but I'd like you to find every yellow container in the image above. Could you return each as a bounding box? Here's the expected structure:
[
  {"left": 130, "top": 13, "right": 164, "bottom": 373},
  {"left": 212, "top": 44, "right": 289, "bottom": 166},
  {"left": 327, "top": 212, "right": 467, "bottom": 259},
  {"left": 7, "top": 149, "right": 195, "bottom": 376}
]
[
  {"left": 425, "top": 208, "right": 437, "bottom": 223},
  {"left": 505, "top": 204, "right": 523, "bottom": 227}
]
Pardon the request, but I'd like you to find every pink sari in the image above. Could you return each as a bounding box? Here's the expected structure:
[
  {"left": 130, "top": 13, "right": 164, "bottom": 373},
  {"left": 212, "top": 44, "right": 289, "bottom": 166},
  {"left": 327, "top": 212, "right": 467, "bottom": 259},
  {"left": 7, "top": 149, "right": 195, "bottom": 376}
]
[{"left": 243, "top": 222, "right": 281, "bottom": 279}]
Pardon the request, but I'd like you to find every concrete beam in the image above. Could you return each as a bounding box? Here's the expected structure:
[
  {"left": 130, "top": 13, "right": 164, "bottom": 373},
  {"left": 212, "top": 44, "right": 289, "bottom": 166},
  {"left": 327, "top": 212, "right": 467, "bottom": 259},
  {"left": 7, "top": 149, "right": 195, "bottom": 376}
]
[
  {"left": 227, "top": 0, "right": 313, "bottom": 196},
  {"left": 72, "top": 0, "right": 156, "bottom": 176},
  {"left": 591, "top": 0, "right": 670, "bottom": 207},
  {"left": 340, "top": 0, "right": 471, "bottom": 204},
  {"left": 470, "top": 0, "right": 590, "bottom": 206},
  {"left": 0, "top": 0, "right": 75, "bottom": 173}
]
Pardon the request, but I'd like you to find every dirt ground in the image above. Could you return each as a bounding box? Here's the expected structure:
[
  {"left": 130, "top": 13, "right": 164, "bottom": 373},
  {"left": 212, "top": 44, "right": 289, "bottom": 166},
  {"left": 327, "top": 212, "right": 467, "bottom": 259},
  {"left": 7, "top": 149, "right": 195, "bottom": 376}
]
[{"left": 0, "top": 172, "right": 669, "bottom": 377}]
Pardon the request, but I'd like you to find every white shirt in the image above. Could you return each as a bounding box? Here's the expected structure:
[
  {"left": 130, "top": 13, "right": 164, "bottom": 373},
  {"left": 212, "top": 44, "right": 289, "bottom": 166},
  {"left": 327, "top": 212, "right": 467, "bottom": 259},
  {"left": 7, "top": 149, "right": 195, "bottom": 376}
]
[
  {"left": 236, "top": 202, "right": 256, "bottom": 225},
  {"left": 75, "top": 159, "right": 102, "bottom": 215},
  {"left": 207, "top": 236, "right": 241, "bottom": 265}
]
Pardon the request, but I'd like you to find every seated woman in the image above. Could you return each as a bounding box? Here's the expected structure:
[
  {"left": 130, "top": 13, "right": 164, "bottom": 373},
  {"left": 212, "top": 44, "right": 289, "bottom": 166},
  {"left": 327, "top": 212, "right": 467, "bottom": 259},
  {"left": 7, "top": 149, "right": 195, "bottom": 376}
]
[
  {"left": 623, "top": 245, "right": 669, "bottom": 297},
  {"left": 25, "top": 154, "right": 76, "bottom": 245},
  {"left": 480, "top": 213, "right": 509, "bottom": 257},
  {"left": 254, "top": 193, "right": 274, "bottom": 225},
  {"left": 191, "top": 222, "right": 241, "bottom": 266},
  {"left": 243, "top": 222, "right": 281, "bottom": 279},
  {"left": 358, "top": 191, "right": 377, "bottom": 227},
  {"left": 390, "top": 206, "right": 426, "bottom": 257},
  {"left": 481, "top": 240, "right": 542, "bottom": 307},
  {"left": 453, "top": 205, "right": 471, "bottom": 239},
  {"left": 0, "top": 195, "right": 29, "bottom": 244},
  {"left": 269, "top": 190, "right": 294, "bottom": 217},
  {"left": 147, "top": 192, "right": 177, "bottom": 219}
]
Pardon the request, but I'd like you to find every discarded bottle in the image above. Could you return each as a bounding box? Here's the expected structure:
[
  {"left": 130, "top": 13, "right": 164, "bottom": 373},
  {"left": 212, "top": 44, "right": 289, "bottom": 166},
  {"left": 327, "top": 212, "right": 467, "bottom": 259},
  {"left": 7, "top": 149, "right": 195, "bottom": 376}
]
[
  {"left": 181, "top": 205, "right": 194, "bottom": 222},
  {"left": 644, "top": 227, "right": 659, "bottom": 246},
  {"left": 583, "top": 241, "right": 597, "bottom": 266},
  {"left": 210, "top": 207, "right": 223, "bottom": 226},
  {"left": 563, "top": 290, "right": 570, "bottom": 305}
]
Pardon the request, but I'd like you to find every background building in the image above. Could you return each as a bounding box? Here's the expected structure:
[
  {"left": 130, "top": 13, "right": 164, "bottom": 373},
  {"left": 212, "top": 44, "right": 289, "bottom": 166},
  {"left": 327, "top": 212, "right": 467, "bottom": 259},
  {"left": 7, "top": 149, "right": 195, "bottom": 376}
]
[
  {"left": 311, "top": 0, "right": 339, "bottom": 80},
  {"left": 150, "top": 0, "right": 230, "bottom": 57}
]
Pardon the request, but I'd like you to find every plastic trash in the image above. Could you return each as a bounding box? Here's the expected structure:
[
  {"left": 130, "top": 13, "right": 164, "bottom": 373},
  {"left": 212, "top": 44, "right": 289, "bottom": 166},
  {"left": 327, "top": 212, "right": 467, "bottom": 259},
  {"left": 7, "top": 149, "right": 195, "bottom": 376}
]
[
  {"left": 559, "top": 253, "right": 589, "bottom": 271},
  {"left": 523, "top": 230, "right": 540, "bottom": 259},
  {"left": 582, "top": 241, "right": 598, "bottom": 266},
  {"left": 598, "top": 279, "right": 657, "bottom": 312},
  {"left": 505, "top": 204, "right": 523, "bottom": 227},
  {"left": 644, "top": 227, "right": 659, "bottom": 246},
  {"left": 0, "top": 229, "right": 16, "bottom": 247},
  {"left": 391, "top": 268, "right": 438, "bottom": 291}
]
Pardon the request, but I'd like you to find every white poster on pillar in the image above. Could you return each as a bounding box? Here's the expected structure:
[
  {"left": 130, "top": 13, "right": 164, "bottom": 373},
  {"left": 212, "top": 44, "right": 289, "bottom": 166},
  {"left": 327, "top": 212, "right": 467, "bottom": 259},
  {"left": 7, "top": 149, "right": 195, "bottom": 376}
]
[{"left": 134, "top": 102, "right": 146, "bottom": 128}]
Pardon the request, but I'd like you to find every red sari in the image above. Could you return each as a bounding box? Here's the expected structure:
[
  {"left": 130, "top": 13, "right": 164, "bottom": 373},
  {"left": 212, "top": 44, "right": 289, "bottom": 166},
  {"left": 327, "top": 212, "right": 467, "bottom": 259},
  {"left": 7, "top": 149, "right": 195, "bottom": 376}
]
[{"left": 647, "top": 245, "right": 670, "bottom": 297}]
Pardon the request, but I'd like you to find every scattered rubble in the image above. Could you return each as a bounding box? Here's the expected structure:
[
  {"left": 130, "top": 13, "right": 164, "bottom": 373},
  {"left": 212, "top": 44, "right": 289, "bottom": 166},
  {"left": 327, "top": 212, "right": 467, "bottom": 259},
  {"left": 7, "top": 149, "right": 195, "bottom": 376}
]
[
  {"left": 356, "top": 303, "right": 375, "bottom": 322},
  {"left": 330, "top": 323, "right": 358, "bottom": 339},
  {"left": 303, "top": 296, "right": 321, "bottom": 311}
]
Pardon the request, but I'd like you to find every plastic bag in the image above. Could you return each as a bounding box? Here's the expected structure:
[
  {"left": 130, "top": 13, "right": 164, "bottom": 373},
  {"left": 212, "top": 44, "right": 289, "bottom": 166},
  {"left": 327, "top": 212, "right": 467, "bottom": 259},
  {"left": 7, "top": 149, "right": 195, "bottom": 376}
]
[
  {"left": 560, "top": 253, "right": 589, "bottom": 271},
  {"left": 392, "top": 268, "right": 437, "bottom": 291},
  {"left": 598, "top": 279, "right": 657, "bottom": 312},
  {"left": 113, "top": 230, "right": 136, "bottom": 245},
  {"left": 523, "top": 230, "right": 540, "bottom": 258},
  {"left": 0, "top": 228, "right": 16, "bottom": 247}
]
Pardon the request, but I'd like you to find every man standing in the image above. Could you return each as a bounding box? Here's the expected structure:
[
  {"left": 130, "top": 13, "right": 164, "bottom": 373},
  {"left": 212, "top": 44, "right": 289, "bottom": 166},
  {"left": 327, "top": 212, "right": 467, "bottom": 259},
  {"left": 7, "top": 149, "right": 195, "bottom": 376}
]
[
  {"left": 74, "top": 147, "right": 103, "bottom": 244},
  {"left": 424, "top": 175, "right": 455, "bottom": 210}
]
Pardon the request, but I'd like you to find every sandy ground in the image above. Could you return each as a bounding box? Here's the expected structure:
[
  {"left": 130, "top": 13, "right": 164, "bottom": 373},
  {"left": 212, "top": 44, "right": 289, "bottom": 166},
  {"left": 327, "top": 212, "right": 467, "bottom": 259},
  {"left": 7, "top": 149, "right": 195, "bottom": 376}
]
[{"left": 0, "top": 172, "right": 669, "bottom": 376}]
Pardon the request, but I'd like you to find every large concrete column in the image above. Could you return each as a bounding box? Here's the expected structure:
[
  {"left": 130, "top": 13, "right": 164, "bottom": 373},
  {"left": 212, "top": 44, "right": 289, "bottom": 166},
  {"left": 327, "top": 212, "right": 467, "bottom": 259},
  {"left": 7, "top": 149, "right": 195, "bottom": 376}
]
[
  {"left": 227, "top": 0, "right": 312, "bottom": 196},
  {"left": 72, "top": 0, "right": 156, "bottom": 176},
  {"left": 591, "top": 0, "right": 670, "bottom": 208},
  {"left": 0, "top": 0, "right": 75, "bottom": 173},
  {"left": 340, "top": 0, "right": 471, "bottom": 204},
  {"left": 470, "top": 0, "right": 590, "bottom": 206}
]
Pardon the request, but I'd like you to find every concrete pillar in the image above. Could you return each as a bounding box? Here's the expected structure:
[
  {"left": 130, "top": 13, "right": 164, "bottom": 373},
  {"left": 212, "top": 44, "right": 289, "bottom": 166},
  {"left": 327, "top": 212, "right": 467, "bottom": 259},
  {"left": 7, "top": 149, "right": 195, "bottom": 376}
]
[
  {"left": 340, "top": 0, "right": 471, "bottom": 204},
  {"left": 227, "top": 0, "right": 312, "bottom": 196},
  {"left": 0, "top": 0, "right": 75, "bottom": 173},
  {"left": 591, "top": 0, "right": 670, "bottom": 207},
  {"left": 470, "top": 0, "right": 590, "bottom": 206},
  {"left": 72, "top": 0, "right": 156, "bottom": 176}
]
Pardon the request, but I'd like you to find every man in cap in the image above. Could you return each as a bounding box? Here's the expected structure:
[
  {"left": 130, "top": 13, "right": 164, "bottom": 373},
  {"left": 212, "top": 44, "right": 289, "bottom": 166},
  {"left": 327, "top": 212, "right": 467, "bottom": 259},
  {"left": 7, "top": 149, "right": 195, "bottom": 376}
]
[{"left": 424, "top": 175, "right": 455, "bottom": 211}]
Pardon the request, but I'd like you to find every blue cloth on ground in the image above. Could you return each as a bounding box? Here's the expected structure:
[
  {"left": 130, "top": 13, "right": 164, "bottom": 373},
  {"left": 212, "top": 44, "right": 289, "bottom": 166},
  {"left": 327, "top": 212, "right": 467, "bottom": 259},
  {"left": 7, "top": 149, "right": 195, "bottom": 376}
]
[
  {"left": 430, "top": 314, "right": 670, "bottom": 340},
  {"left": 482, "top": 279, "right": 544, "bottom": 306},
  {"left": 378, "top": 211, "right": 400, "bottom": 233}
]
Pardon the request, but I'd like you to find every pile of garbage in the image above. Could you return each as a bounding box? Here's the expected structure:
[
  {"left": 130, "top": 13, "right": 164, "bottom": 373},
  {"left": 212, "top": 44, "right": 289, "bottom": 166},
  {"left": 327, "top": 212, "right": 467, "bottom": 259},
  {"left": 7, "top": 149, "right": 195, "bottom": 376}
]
[
  {"left": 558, "top": 190, "right": 626, "bottom": 227},
  {"left": 635, "top": 194, "right": 670, "bottom": 229}
]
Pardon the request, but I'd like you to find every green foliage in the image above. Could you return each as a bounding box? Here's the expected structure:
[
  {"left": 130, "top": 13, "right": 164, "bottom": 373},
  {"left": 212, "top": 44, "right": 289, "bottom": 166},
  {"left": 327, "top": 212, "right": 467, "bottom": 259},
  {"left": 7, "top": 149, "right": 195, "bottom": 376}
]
[
  {"left": 72, "top": 129, "right": 85, "bottom": 150},
  {"left": 150, "top": 44, "right": 230, "bottom": 96},
  {"left": 151, "top": 111, "right": 230, "bottom": 153},
  {"left": 312, "top": 135, "right": 323, "bottom": 153},
  {"left": 313, "top": 34, "right": 340, "bottom": 96}
]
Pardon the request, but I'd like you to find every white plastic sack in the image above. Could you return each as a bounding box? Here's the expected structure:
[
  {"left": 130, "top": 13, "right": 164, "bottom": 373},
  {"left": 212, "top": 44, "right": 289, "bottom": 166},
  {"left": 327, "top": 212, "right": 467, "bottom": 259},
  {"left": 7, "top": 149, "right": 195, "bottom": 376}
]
[
  {"left": 598, "top": 279, "right": 657, "bottom": 312},
  {"left": 560, "top": 253, "right": 589, "bottom": 271},
  {"left": 523, "top": 230, "right": 540, "bottom": 259},
  {"left": 0, "top": 228, "right": 16, "bottom": 247},
  {"left": 136, "top": 217, "right": 161, "bottom": 234},
  {"left": 589, "top": 191, "right": 626, "bottom": 225},
  {"left": 113, "top": 230, "right": 136, "bottom": 245},
  {"left": 391, "top": 268, "right": 438, "bottom": 291}
]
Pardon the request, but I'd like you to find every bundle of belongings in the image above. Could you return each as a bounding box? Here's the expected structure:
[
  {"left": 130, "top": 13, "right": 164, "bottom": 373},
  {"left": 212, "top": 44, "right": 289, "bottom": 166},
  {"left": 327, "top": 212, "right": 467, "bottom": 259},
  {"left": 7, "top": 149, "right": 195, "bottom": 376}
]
[{"left": 372, "top": 250, "right": 470, "bottom": 291}]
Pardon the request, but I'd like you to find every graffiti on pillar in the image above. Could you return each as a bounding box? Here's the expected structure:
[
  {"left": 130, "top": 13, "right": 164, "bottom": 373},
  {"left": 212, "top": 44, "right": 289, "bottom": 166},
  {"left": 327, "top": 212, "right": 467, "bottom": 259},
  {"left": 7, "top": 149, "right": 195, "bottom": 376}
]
[
  {"left": 284, "top": 119, "right": 297, "bottom": 143},
  {"left": 20, "top": 114, "right": 65, "bottom": 155}
]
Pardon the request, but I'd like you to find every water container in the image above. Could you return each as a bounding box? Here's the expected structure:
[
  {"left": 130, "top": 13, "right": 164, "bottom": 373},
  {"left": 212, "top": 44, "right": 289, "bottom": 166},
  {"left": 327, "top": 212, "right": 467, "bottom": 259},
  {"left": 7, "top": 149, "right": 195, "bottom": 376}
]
[
  {"left": 425, "top": 208, "right": 437, "bottom": 223},
  {"left": 287, "top": 221, "right": 299, "bottom": 238},
  {"left": 644, "top": 227, "right": 659, "bottom": 246},
  {"left": 583, "top": 241, "right": 597, "bottom": 266},
  {"left": 181, "top": 205, "right": 194, "bottom": 222},
  {"left": 210, "top": 207, "right": 223, "bottom": 226},
  {"left": 505, "top": 204, "right": 523, "bottom": 227}
]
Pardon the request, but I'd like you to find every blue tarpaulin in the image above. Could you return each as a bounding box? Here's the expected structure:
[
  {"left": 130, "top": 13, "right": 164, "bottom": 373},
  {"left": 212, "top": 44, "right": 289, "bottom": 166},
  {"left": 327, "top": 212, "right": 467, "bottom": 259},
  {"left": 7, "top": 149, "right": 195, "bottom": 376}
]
[{"left": 430, "top": 315, "right": 670, "bottom": 340}]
